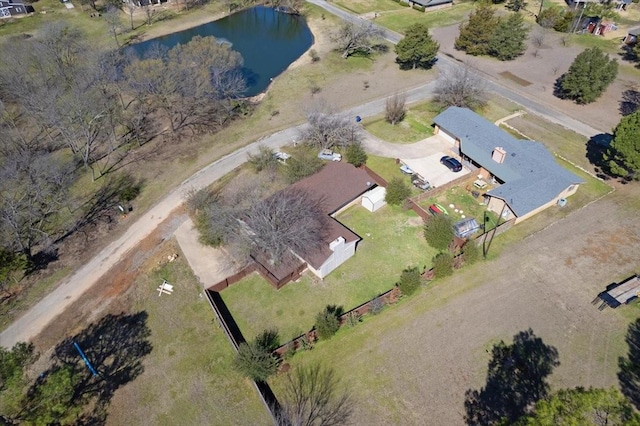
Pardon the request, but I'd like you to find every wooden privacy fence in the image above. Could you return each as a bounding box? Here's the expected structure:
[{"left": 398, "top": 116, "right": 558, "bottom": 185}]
[
  {"left": 208, "top": 264, "right": 257, "bottom": 292},
  {"left": 204, "top": 289, "right": 281, "bottom": 422},
  {"left": 274, "top": 287, "right": 401, "bottom": 356},
  {"left": 362, "top": 164, "right": 388, "bottom": 187}
]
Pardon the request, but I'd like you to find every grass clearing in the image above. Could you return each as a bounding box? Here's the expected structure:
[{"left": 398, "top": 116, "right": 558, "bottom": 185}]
[
  {"left": 220, "top": 204, "right": 436, "bottom": 341},
  {"left": 507, "top": 114, "right": 593, "bottom": 170},
  {"left": 106, "top": 239, "right": 270, "bottom": 426},
  {"left": 418, "top": 185, "right": 499, "bottom": 228},
  {"left": 364, "top": 101, "right": 442, "bottom": 143},
  {"left": 476, "top": 97, "right": 522, "bottom": 123},
  {"left": 332, "top": 0, "right": 405, "bottom": 14},
  {"left": 376, "top": 2, "right": 475, "bottom": 33}
]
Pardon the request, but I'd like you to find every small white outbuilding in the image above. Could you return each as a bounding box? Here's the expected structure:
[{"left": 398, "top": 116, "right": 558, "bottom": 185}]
[{"left": 361, "top": 186, "right": 386, "bottom": 212}]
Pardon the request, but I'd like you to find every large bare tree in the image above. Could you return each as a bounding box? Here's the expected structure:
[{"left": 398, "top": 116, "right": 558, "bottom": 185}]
[
  {"left": 125, "top": 35, "right": 246, "bottom": 135},
  {"left": 385, "top": 92, "right": 406, "bottom": 125},
  {"left": 299, "top": 103, "right": 362, "bottom": 149},
  {"left": 243, "top": 188, "right": 328, "bottom": 265},
  {"left": 434, "top": 62, "right": 487, "bottom": 109},
  {"left": 0, "top": 150, "right": 73, "bottom": 258},
  {"left": 333, "top": 21, "right": 385, "bottom": 59},
  {"left": 275, "top": 364, "right": 353, "bottom": 426}
]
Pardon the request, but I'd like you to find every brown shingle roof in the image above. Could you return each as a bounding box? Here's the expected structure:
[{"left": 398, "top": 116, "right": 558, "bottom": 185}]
[{"left": 291, "top": 162, "right": 376, "bottom": 214}]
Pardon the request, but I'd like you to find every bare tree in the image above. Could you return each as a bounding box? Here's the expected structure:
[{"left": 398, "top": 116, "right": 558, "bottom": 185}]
[
  {"left": 385, "top": 92, "right": 406, "bottom": 125},
  {"left": 275, "top": 364, "right": 353, "bottom": 426},
  {"left": 299, "top": 102, "right": 362, "bottom": 149},
  {"left": 143, "top": 4, "right": 155, "bottom": 26},
  {"left": 243, "top": 188, "right": 328, "bottom": 265},
  {"left": 333, "top": 21, "right": 385, "bottom": 59},
  {"left": 125, "top": 1, "right": 136, "bottom": 31},
  {"left": 434, "top": 63, "right": 487, "bottom": 109},
  {"left": 125, "top": 35, "right": 246, "bottom": 135},
  {"left": 531, "top": 28, "right": 546, "bottom": 49},
  {"left": 0, "top": 150, "right": 73, "bottom": 258},
  {"left": 104, "top": 6, "right": 124, "bottom": 48}
]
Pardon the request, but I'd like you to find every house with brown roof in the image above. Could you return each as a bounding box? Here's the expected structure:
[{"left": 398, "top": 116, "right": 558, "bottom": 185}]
[
  {"left": 290, "top": 162, "right": 377, "bottom": 279},
  {"left": 250, "top": 161, "right": 379, "bottom": 285}
]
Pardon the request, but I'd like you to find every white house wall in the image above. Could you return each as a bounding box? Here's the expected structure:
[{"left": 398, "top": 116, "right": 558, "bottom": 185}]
[{"left": 313, "top": 239, "right": 358, "bottom": 279}]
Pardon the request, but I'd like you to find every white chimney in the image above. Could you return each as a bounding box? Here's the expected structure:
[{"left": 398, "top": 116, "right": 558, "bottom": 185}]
[
  {"left": 492, "top": 147, "right": 507, "bottom": 164},
  {"left": 329, "top": 236, "right": 345, "bottom": 251}
]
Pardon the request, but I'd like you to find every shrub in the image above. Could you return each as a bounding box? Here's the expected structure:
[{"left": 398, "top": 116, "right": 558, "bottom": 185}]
[
  {"left": 462, "top": 240, "right": 481, "bottom": 265},
  {"left": 233, "top": 328, "right": 281, "bottom": 381},
  {"left": 346, "top": 142, "right": 368, "bottom": 167},
  {"left": 247, "top": 145, "right": 278, "bottom": 173},
  {"left": 385, "top": 177, "right": 411, "bottom": 206},
  {"left": 369, "top": 296, "right": 385, "bottom": 315},
  {"left": 315, "top": 305, "right": 343, "bottom": 340},
  {"left": 397, "top": 266, "right": 422, "bottom": 296},
  {"left": 423, "top": 215, "right": 454, "bottom": 252},
  {"left": 345, "top": 311, "right": 362, "bottom": 328},
  {"left": 286, "top": 149, "right": 324, "bottom": 183},
  {"left": 432, "top": 252, "right": 454, "bottom": 278},
  {"left": 309, "top": 49, "right": 320, "bottom": 62}
]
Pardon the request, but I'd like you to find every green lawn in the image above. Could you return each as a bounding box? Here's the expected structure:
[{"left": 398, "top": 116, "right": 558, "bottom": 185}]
[
  {"left": 220, "top": 204, "right": 436, "bottom": 341},
  {"left": 507, "top": 114, "right": 593, "bottom": 171},
  {"left": 366, "top": 155, "right": 421, "bottom": 197},
  {"left": 418, "top": 185, "right": 499, "bottom": 229},
  {"left": 376, "top": 2, "right": 475, "bottom": 33},
  {"left": 332, "top": 0, "right": 405, "bottom": 14},
  {"left": 106, "top": 243, "right": 270, "bottom": 425},
  {"left": 364, "top": 101, "right": 442, "bottom": 143}
]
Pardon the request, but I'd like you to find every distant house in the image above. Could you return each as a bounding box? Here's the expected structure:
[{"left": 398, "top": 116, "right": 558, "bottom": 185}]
[
  {"left": 0, "top": 0, "right": 34, "bottom": 18},
  {"left": 625, "top": 27, "right": 640, "bottom": 45},
  {"left": 405, "top": 0, "right": 452, "bottom": 10},
  {"left": 433, "top": 107, "right": 583, "bottom": 224}
]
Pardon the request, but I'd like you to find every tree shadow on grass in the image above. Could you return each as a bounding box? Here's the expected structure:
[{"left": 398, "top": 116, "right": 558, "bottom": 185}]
[
  {"left": 464, "top": 328, "right": 560, "bottom": 426},
  {"left": 618, "top": 318, "right": 640, "bottom": 410},
  {"left": 23, "top": 312, "right": 152, "bottom": 424}
]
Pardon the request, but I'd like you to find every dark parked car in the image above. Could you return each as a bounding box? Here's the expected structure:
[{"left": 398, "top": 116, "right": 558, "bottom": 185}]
[{"left": 440, "top": 156, "right": 463, "bottom": 172}]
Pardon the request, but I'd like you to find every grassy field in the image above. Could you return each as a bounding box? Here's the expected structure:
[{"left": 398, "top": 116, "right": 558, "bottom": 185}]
[
  {"left": 106, "top": 240, "right": 270, "bottom": 426},
  {"left": 507, "top": 113, "right": 594, "bottom": 171},
  {"left": 364, "top": 101, "right": 442, "bottom": 143},
  {"left": 220, "top": 204, "right": 436, "bottom": 341},
  {"left": 375, "top": 2, "right": 475, "bottom": 33},
  {"left": 332, "top": 0, "right": 405, "bottom": 14},
  {"left": 418, "top": 185, "right": 500, "bottom": 228}
]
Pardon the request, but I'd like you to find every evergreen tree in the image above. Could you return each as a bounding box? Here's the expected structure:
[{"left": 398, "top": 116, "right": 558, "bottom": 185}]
[
  {"left": 505, "top": 0, "right": 526, "bottom": 12},
  {"left": 605, "top": 110, "right": 640, "bottom": 179},
  {"left": 395, "top": 23, "right": 440, "bottom": 70},
  {"left": 346, "top": 142, "right": 368, "bottom": 167},
  {"left": 489, "top": 13, "right": 529, "bottom": 61},
  {"left": 455, "top": 5, "right": 500, "bottom": 56},
  {"left": 517, "top": 387, "right": 640, "bottom": 425},
  {"left": 423, "top": 214, "right": 454, "bottom": 252},
  {"left": 385, "top": 177, "right": 411, "bottom": 206},
  {"left": 558, "top": 47, "right": 618, "bottom": 104}
]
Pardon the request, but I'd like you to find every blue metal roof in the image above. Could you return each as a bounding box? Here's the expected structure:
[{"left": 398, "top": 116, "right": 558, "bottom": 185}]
[{"left": 433, "top": 107, "right": 584, "bottom": 217}]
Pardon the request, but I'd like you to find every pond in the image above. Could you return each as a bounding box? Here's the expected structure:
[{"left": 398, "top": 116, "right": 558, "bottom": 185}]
[{"left": 129, "top": 6, "right": 313, "bottom": 97}]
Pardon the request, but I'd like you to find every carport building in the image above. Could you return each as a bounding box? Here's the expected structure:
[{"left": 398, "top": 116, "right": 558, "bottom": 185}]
[{"left": 433, "top": 107, "right": 583, "bottom": 223}]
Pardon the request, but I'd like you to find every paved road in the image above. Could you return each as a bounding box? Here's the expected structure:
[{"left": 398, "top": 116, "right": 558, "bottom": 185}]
[
  {"left": 0, "top": 4, "right": 606, "bottom": 348},
  {"left": 307, "top": 0, "right": 604, "bottom": 137}
]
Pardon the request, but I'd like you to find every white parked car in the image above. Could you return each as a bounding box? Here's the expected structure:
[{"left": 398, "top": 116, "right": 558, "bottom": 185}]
[
  {"left": 318, "top": 149, "right": 342, "bottom": 161},
  {"left": 274, "top": 151, "right": 291, "bottom": 163}
]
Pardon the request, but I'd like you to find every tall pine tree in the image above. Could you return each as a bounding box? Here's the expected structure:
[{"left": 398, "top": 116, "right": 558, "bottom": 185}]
[
  {"left": 395, "top": 23, "right": 439, "bottom": 70},
  {"left": 559, "top": 47, "right": 618, "bottom": 104},
  {"left": 455, "top": 4, "right": 499, "bottom": 56},
  {"left": 489, "top": 13, "right": 529, "bottom": 61}
]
